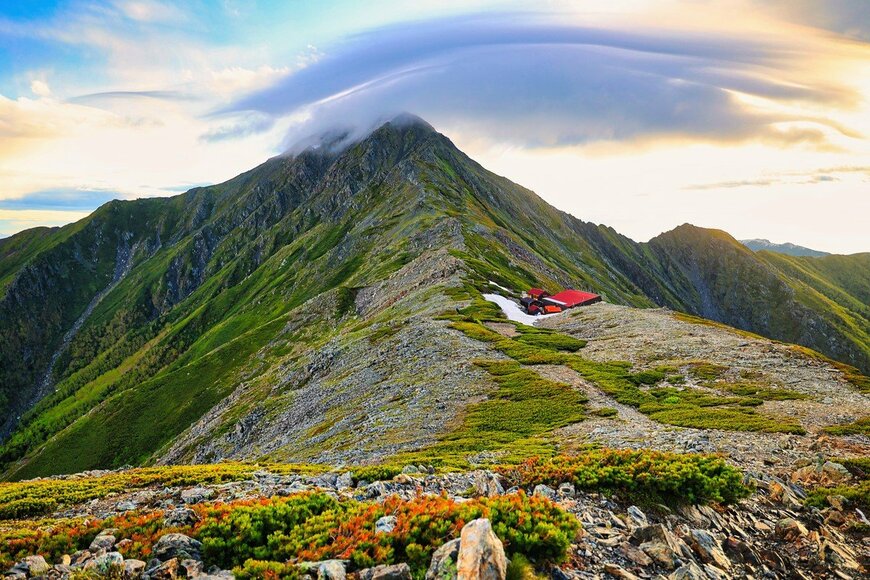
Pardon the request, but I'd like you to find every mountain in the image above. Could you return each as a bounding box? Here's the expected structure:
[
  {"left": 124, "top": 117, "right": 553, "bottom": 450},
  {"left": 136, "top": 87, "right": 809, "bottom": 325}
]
[
  {"left": 740, "top": 238, "right": 829, "bottom": 257},
  {"left": 0, "top": 115, "right": 868, "bottom": 479}
]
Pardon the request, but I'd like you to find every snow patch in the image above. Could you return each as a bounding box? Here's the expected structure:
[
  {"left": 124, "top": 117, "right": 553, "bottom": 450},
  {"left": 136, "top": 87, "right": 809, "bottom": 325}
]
[{"left": 482, "top": 293, "right": 562, "bottom": 326}]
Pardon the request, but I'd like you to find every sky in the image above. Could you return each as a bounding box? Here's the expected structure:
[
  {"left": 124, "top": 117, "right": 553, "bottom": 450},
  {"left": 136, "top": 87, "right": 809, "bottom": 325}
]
[{"left": 1, "top": 1, "right": 869, "bottom": 253}]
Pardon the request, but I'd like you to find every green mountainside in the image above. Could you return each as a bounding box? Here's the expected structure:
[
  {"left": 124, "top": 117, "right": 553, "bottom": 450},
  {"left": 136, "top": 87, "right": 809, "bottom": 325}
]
[{"left": 0, "top": 116, "right": 867, "bottom": 479}]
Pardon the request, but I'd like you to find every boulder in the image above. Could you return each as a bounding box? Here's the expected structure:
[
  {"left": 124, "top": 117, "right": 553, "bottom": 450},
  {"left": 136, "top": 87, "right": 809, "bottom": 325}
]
[
  {"left": 6, "top": 556, "right": 50, "bottom": 578},
  {"left": 181, "top": 559, "right": 204, "bottom": 577},
  {"left": 146, "top": 557, "right": 180, "bottom": 579},
  {"left": 163, "top": 507, "right": 200, "bottom": 528},
  {"left": 89, "top": 533, "right": 117, "bottom": 552},
  {"left": 632, "top": 524, "right": 682, "bottom": 570},
  {"left": 774, "top": 517, "right": 808, "bottom": 542},
  {"left": 336, "top": 471, "right": 354, "bottom": 489},
  {"left": 456, "top": 518, "right": 507, "bottom": 580},
  {"left": 375, "top": 515, "right": 398, "bottom": 534},
  {"left": 821, "top": 461, "right": 851, "bottom": 484},
  {"left": 532, "top": 485, "right": 557, "bottom": 500},
  {"left": 317, "top": 560, "right": 347, "bottom": 580},
  {"left": 94, "top": 552, "right": 124, "bottom": 573},
  {"left": 473, "top": 472, "right": 504, "bottom": 498},
  {"left": 153, "top": 533, "right": 202, "bottom": 562},
  {"left": 557, "top": 482, "right": 575, "bottom": 498},
  {"left": 180, "top": 487, "right": 215, "bottom": 504},
  {"left": 668, "top": 562, "right": 706, "bottom": 580},
  {"left": 685, "top": 529, "right": 730, "bottom": 570},
  {"left": 358, "top": 563, "right": 412, "bottom": 580},
  {"left": 603, "top": 563, "right": 639, "bottom": 580},
  {"left": 124, "top": 559, "right": 147, "bottom": 577},
  {"left": 425, "top": 538, "right": 460, "bottom": 580},
  {"left": 626, "top": 506, "right": 648, "bottom": 528}
]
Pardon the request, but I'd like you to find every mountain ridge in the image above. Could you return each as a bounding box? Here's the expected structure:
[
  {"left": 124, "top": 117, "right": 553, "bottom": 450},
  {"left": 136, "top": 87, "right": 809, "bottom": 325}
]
[{"left": 0, "top": 116, "right": 868, "bottom": 478}]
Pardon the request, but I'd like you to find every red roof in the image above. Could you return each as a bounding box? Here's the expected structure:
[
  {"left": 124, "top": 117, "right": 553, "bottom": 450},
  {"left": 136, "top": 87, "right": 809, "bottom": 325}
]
[
  {"left": 548, "top": 289, "right": 600, "bottom": 308},
  {"left": 528, "top": 287, "right": 545, "bottom": 295}
]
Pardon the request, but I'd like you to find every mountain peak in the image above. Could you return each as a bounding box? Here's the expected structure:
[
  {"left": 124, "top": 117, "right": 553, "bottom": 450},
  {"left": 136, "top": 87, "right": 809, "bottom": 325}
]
[{"left": 284, "top": 113, "right": 438, "bottom": 157}]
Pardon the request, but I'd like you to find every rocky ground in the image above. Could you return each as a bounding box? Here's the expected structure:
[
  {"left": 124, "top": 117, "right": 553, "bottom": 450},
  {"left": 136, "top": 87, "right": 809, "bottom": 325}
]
[
  {"left": 537, "top": 303, "right": 870, "bottom": 474},
  {"left": 3, "top": 462, "right": 868, "bottom": 579}
]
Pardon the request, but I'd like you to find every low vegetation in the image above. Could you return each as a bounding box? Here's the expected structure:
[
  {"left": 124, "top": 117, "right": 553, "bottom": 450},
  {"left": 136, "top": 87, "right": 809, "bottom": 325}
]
[
  {"left": 444, "top": 303, "right": 804, "bottom": 435},
  {"left": 822, "top": 416, "right": 870, "bottom": 436},
  {"left": 497, "top": 451, "right": 751, "bottom": 506},
  {"left": 0, "top": 492, "right": 580, "bottom": 577},
  {"left": 805, "top": 457, "right": 870, "bottom": 515}
]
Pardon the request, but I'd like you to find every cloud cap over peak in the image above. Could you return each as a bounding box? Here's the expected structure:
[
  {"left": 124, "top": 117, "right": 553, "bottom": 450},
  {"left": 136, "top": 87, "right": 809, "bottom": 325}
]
[{"left": 225, "top": 13, "right": 861, "bottom": 150}]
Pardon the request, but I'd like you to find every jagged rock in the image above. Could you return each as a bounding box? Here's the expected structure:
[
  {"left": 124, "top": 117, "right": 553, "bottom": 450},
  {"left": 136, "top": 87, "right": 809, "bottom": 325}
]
[
  {"left": 632, "top": 524, "right": 682, "bottom": 570},
  {"left": 6, "top": 556, "right": 50, "bottom": 578},
  {"left": 820, "top": 540, "right": 860, "bottom": 572},
  {"left": 626, "top": 506, "right": 648, "bottom": 528},
  {"left": 146, "top": 557, "right": 180, "bottom": 579},
  {"left": 180, "top": 487, "right": 215, "bottom": 504},
  {"left": 163, "top": 507, "right": 200, "bottom": 528},
  {"left": 603, "top": 563, "right": 639, "bottom": 579},
  {"left": 116, "top": 500, "right": 138, "bottom": 511},
  {"left": 375, "top": 515, "right": 398, "bottom": 534},
  {"left": 358, "top": 563, "right": 412, "bottom": 580},
  {"left": 426, "top": 538, "right": 460, "bottom": 580},
  {"left": 685, "top": 529, "right": 730, "bottom": 570},
  {"left": 94, "top": 552, "right": 124, "bottom": 573},
  {"left": 532, "top": 485, "right": 557, "bottom": 500},
  {"left": 619, "top": 542, "right": 652, "bottom": 566},
  {"left": 827, "top": 494, "right": 847, "bottom": 511},
  {"left": 336, "top": 471, "right": 354, "bottom": 489},
  {"left": 125, "top": 559, "right": 147, "bottom": 576},
  {"left": 774, "top": 517, "right": 808, "bottom": 541},
  {"left": 821, "top": 462, "right": 851, "bottom": 484},
  {"left": 668, "top": 561, "right": 706, "bottom": 580},
  {"left": 722, "top": 537, "right": 760, "bottom": 565},
  {"left": 181, "top": 559, "right": 204, "bottom": 577},
  {"left": 456, "top": 518, "right": 507, "bottom": 580},
  {"left": 153, "top": 533, "right": 202, "bottom": 561},
  {"left": 769, "top": 481, "right": 802, "bottom": 508},
  {"left": 402, "top": 465, "right": 420, "bottom": 474}
]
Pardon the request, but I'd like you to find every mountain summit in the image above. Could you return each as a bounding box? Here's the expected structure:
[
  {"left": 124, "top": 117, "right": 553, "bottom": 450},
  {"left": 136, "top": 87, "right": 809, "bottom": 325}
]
[{"left": 0, "top": 117, "right": 868, "bottom": 478}]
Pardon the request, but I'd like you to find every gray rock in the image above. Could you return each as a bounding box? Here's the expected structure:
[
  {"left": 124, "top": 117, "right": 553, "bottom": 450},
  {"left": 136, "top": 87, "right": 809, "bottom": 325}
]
[
  {"left": 627, "top": 505, "right": 648, "bottom": 527},
  {"left": 7, "top": 556, "right": 50, "bottom": 578},
  {"left": 336, "top": 471, "right": 354, "bottom": 489},
  {"left": 425, "top": 538, "right": 460, "bottom": 580},
  {"left": 375, "top": 515, "right": 398, "bottom": 534},
  {"left": 124, "top": 559, "right": 147, "bottom": 576},
  {"left": 358, "top": 563, "right": 412, "bottom": 580},
  {"left": 89, "top": 533, "right": 117, "bottom": 552},
  {"left": 532, "top": 484, "right": 557, "bottom": 500},
  {"left": 456, "top": 518, "right": 507, "bottom": 580},
  {"left": 557, "top": 482, "right": 575, "bottom": 498},
  {"left": 94, "top": 552, "right": 124, "bottom": 573},
  {"left": 153, "top": 533, "right": 202, "bottom": 562},
  {"left": 163, "top": 507, "right": 200, "bottom": 528},
  {"left": 116, "top": 500, "right": 139, "bottom": 512},
  {"left": 473, "top": 471, "right": 504, "bottom": 497},
  {"left": 180, "top": 486, "right": 215, "bottom": 504},
  {"left": 317, "top": 560, "right": 347, "bottom": 580},
  {"left": 774, "top": 517, "right": 808, "bottom": 541}
]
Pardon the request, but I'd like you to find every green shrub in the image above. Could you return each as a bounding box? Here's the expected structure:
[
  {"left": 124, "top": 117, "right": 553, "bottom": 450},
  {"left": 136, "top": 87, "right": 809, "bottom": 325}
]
[
  {"left": 498, "top": 451, "right": 751, "bottom": 505},
  {"left": 592, "top": 407, "right": 618, "bottom": 418},
  {"left": 822, "top": 416, "right": 870, "bottom": 436},
  {"left": 515, "top": 333, "right": 586, "bottom": 352},
  {"left": 351, "top": 464, "right": 403, "bottom": 483}
]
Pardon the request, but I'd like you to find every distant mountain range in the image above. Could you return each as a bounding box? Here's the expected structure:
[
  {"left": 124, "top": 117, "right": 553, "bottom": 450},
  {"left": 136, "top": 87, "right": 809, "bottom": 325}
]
[
  {"left": 0, "top": 115, "right": 868, "bottom": 478},
  {"left": 740, "top": 238, "right": 830, "bottom": 257}
]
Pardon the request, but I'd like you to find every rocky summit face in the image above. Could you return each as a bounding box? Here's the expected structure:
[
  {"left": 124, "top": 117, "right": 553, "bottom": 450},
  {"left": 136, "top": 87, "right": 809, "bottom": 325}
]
[{"left": 0, "top": 115, "right": 869, "bottom": 579}]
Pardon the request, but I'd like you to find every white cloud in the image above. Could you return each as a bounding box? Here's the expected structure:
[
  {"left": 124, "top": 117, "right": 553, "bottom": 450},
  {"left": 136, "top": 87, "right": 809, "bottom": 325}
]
[{"left": 30, "top": 80, "right": 51, "bottom": 97}]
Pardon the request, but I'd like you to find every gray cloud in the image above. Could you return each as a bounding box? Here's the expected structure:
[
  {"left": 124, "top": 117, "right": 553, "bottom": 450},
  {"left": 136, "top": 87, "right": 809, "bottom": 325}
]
[
  {"left": 758, "top": 0, "right": 870, "bottom": 42},
  {"left": 200, "top": 112, "right": 275, "bottom": 142},
  {"left": 221, "top": 13, "right": 859, "bottom": 150}
]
